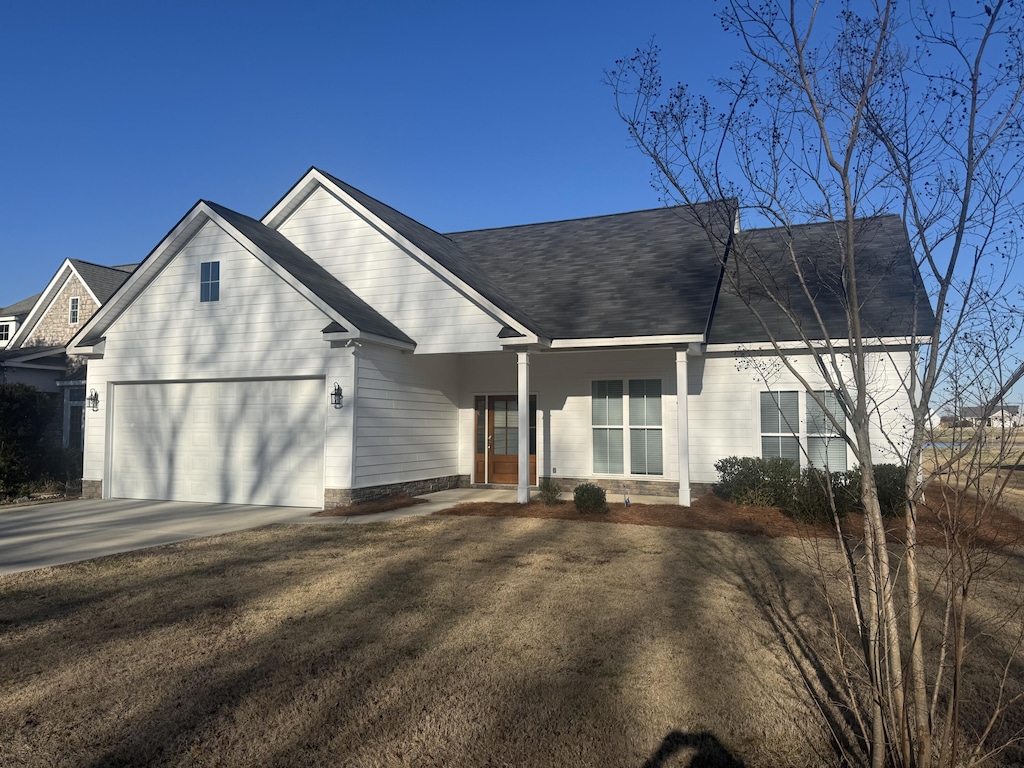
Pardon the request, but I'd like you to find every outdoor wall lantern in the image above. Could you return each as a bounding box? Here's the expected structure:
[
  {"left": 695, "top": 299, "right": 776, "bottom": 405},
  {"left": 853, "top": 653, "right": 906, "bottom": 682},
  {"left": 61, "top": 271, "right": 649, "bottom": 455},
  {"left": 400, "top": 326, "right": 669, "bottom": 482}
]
[
  {"left": 330, "top": 382, "right": 343, "bottom": 409},
  {"left": 87, "top": 388, "right": 100, "bottom": 411}
]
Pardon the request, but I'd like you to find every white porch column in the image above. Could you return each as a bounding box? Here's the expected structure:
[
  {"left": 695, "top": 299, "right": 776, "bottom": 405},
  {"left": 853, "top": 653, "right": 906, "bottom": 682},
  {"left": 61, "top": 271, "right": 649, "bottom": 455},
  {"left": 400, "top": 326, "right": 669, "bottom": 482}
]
[
  {"left": 517, "top": 349, "right": 530, "bottom": 503},
  {"left": 675, "top": 346, "right": 691, "bottom": 506}
]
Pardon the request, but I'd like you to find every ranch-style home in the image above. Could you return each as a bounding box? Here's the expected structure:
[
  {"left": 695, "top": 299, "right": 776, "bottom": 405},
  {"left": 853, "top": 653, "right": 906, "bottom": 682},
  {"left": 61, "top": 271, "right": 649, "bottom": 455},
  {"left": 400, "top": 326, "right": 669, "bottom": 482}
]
[{"left": 69, "top": 168, "right": 934, "bottom": 509}]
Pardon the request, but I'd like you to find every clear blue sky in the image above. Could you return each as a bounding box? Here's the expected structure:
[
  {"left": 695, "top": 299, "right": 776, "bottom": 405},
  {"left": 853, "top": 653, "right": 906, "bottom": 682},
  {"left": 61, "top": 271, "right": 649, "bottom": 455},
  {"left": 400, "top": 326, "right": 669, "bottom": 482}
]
[{"left": 0, "top": 0, "right": 737, "bottom": 307}]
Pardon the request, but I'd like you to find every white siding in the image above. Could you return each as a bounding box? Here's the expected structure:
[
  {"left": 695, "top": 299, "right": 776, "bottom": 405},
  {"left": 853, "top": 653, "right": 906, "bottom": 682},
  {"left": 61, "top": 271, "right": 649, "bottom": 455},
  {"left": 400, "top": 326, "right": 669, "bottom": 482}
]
[
  {"left": 82, "top": 220, "right": 354, "bottom": 501},
  {"left": 457, "top": 349, "right": 679, "bottom": 482},
  {"left": 275, "top": 186, "right": 506, "bottom": 354},
  {"left": 688, "top": 350, "right": 916, "bottom": 484},
  {"left": 456, "top": 347, "right": 916, "bottom": 488},
  {"left": 353, "top": 345, "right": 459, "bottom": 487}
]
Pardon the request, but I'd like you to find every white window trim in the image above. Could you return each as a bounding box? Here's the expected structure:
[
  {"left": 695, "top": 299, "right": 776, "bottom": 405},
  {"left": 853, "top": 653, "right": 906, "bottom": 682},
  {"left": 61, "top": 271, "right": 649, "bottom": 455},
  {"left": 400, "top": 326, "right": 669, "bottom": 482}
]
[
  {"left": 590, "top": 376, "right": 665, "bottom": 478},
  {"left": 69, "top": 296, "right": 80, "bottom": 324},
  {"left": 753, "top": 388, "right": 850, "bottom": 471},
  {"left": 0, "top": 323, "right": 9, "bottom": 342}
]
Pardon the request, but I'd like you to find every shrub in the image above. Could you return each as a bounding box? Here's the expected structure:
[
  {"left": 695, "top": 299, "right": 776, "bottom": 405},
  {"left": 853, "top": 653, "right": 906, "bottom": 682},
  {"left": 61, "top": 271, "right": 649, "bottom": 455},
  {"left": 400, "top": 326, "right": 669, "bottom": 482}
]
[
  {"left": 713, "top": 456, "right": 799, "bottom": 507},
  {"left": 0, "top": 384, "right": 60, "bottom": 498},
  {"left": 573, "top": 482, "right": 607, "bottom": 514},
  {"left": 537, "top": 478, "right": 562, "bottom": 505},
  {"left": 783, "top": 467, "right": 857, "bottom": 524},
  {"left": 847, "top": 463, "right": 908, "bottom": 518}
]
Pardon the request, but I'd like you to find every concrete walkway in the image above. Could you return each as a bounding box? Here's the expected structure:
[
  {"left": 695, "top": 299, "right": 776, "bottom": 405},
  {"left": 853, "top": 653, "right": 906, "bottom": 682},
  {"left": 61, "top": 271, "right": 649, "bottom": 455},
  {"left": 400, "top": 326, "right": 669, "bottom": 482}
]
[{"left": 0, "top": 488, "right": 681, "bottom": 575}]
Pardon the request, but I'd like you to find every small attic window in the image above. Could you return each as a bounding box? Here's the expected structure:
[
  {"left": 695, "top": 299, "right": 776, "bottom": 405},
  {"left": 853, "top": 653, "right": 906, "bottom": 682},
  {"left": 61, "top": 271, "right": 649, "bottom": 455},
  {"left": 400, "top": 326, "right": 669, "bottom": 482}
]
[
  {"left": 69, "top": 297, "right": 80, "bottom": 324},
  {"left": 0, "top": 323, "right": 9, "bottom": 342},
  {"left": 200, "top": 261, "right": 220, "bottom": 303}
]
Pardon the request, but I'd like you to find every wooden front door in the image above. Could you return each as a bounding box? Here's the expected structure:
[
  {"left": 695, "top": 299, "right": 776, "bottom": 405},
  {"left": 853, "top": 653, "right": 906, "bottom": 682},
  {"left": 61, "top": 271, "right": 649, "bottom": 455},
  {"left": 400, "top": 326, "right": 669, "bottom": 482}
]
[{"left": 474, "top": 395, "right": 537, "bottom": 484}]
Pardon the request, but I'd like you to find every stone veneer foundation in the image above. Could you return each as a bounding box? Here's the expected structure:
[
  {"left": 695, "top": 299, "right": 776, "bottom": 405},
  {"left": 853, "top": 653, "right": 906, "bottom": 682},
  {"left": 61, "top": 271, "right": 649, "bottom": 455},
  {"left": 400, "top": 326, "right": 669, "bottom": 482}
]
[
  {"left": 324, "top": 475, "right": 467, "bottom": 508},
  {"left": 81, "top": 480, "right": 102, "bottom": 499}
]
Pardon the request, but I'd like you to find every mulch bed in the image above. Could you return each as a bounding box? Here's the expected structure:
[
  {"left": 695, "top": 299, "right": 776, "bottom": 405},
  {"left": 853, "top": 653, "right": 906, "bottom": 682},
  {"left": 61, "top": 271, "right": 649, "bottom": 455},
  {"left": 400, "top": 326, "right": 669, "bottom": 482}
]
[
  {"left": 313, "top": 496, "right": 426, "bottom": 517},
  {"left": 437, "top": 483, "right": 1024, "bottom": 550}
]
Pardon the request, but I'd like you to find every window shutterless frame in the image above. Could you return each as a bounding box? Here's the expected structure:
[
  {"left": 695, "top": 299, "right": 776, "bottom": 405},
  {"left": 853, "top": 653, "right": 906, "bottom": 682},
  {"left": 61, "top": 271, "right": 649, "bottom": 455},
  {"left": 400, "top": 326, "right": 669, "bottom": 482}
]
[
  {"left": 68, "top": 297, "right": 80, "bottom": 324},
  {"left": 200, "top": 261, "right": 220, "bottom": 303}
]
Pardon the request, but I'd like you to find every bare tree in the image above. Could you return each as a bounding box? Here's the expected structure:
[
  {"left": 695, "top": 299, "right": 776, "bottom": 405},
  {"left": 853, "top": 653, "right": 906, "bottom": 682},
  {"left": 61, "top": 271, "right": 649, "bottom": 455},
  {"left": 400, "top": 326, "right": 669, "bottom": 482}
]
[{"left": 608, "top": 2, "right": 1024, "bottom": 766}]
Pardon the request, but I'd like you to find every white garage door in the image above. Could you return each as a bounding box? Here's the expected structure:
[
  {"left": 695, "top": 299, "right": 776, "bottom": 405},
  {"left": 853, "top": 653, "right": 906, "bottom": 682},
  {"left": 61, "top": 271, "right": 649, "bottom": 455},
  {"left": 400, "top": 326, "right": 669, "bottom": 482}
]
[{"left": 109, "top": 379, "right": 325, "bottom": 507}]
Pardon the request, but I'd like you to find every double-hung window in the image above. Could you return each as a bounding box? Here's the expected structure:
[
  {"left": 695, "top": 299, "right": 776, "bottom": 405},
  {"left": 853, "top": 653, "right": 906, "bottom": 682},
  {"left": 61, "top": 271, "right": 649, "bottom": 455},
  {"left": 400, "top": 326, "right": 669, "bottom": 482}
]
[
  {"left": 0, "top": 323, "right": 8, "bottom": 342},
  {"left": 760, "top": 389, "right": 847, "bottom": 471},
  {"left": 68, "top": 297, "right": 80, "bottom": 324},
  {"left": 592, "top": 379, "right": 663, "bottom": 476},
  {"left": 200, "top": 261, "right": 220, "bottom": 303}
]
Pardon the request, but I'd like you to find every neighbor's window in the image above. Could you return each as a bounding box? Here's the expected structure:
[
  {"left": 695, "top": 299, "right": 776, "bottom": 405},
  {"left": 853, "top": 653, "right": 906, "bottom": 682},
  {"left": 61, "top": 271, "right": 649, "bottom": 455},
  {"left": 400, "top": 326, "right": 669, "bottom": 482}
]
[
  {"left": 592, "top": 379, "right": 664, "bottom": 476},
  {"left": 592, "top": 380, "right": 624, "bottom": 474},
  {"left": 200, "top": 261, "right": 220, "bottom": 302},
  {"left": 69, "top": 297, "right": 80, "bottom": 324},
  {"left": 760, "top": 391, "right": 800, "bottom": 463},
  {"left": 0, "top": 323, "right": 8, "bottom": 342}
]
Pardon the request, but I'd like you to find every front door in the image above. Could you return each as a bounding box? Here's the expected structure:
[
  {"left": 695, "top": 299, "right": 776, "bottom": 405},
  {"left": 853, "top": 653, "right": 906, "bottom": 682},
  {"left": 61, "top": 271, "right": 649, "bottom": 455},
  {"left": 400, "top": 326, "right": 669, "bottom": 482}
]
[{"left": 474, "top": 395, "right": 537, "bottom": 484}]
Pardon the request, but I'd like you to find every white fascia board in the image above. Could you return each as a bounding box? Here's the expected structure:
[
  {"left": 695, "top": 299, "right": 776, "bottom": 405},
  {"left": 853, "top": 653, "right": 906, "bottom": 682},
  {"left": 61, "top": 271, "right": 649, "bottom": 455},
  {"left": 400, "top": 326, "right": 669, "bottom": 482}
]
[
  {"left": 547, "top": 334, "right": 705, "bottom": 350},
  {"left": 7, "top": 259, "right": 79, "bottom": 349},
  {"left": 265, "top": 169, "right": 537, "bottom": 341},
  {"left": 69, "top": 206, "right": 212, "bottom": 354},
  {"left": 704, "top": 336, "right": 932, "bottom": 354}
]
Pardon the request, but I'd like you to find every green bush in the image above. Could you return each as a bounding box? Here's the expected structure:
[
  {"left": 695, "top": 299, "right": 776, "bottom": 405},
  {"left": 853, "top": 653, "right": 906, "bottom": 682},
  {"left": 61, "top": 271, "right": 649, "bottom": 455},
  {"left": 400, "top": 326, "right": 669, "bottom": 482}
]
[
  {"left": 783, "top": 467, "right": 857, "bottom": 524},
  {"left": 713, "top": 456, "right": 799, "bottom": 507},
  {"left": 573, "top": 482, "right": 607, "bottom": 514},
  {"left": 0, "top": 384, "right": 61, "bottom": 498},
  {"left": 847, "top": 463, "right": 908, "bottom": 518},
  {"left": 537, "top": 478, "right": 562, "bottom": 505}
]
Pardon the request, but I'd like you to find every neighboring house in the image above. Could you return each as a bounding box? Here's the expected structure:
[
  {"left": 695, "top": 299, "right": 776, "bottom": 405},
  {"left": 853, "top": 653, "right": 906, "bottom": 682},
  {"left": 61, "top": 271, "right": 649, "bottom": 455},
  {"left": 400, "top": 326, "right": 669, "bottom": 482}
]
[
  {"left": 69, "top": 168, "right": 934, "bottom": 508},
  {"left": 1, "top": 259, "right": 135, "bottom": 448},
  {"left": 962, "top": 405, "right": 1021, "bottom": 429}
]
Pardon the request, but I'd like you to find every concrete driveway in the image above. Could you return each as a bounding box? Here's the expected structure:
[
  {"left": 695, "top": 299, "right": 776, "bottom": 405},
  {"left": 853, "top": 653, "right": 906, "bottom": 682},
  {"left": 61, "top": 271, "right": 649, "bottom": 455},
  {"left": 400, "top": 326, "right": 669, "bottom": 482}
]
[{"left": 0, "top": 498, "right": 319, "bottom": 575}]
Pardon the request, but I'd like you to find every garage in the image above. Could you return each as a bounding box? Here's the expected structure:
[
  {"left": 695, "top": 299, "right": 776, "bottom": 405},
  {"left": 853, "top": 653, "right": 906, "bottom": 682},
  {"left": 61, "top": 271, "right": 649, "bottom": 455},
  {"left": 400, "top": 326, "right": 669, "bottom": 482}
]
[{"left": 109, "top": 379, "right": 325, "bottom": 507}]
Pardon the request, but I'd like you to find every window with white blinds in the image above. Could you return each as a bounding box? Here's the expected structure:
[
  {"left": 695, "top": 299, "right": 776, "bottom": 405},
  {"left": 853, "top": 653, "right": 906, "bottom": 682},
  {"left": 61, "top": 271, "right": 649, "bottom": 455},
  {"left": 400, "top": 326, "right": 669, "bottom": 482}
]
[
  {"left": 760, "top": 389, "right": 847, "bottom": 471},
  {"left": 807, "top": 391, "right": 847, "bottom": 471},
  {"left": 592, "top": 379, "right": 663, "bottom": 476}
]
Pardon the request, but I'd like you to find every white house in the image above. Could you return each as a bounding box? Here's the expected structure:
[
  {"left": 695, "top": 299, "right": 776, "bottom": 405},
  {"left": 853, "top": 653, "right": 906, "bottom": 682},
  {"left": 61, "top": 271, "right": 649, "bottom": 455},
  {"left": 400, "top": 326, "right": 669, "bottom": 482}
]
[{"left": 69, "top": 168, "right": 934, "bottom": 508}]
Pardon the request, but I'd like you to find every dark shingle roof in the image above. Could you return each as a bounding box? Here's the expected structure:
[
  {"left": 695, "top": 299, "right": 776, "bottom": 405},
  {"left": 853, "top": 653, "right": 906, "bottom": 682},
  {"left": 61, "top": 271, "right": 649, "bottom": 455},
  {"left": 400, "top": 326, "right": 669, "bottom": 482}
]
[
  {"left": 448, "top": 202, "right": 735, "bottom": 339},
  {"left": 71, "top": 260, "right": 136, "bottom": 304},
  {"left": 963, "top": 404, "right": 1019, "bottom": 418},
  {"left": 206, "top": 202, "right": 414, "bottom": 345},
  {"left": 709, "top": 216, "right": 935, "bottom": 344},
  {"left": 0, "top": 293, "right": 41, "bottom": 319}
]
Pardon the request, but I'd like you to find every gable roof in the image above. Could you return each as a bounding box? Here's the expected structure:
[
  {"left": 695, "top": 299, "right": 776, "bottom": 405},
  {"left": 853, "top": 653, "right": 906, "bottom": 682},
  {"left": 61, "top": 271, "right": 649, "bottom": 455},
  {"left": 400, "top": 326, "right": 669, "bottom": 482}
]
[
  {"left": 709, "top": 215, "right": 935, "bottom": 344},
  {"left": 963, "top": 404, "right": 1020, "bottom": 418},
  {"left": 448, "top": 201, "right": 735, "bottom": 340},
  {"left": 70, "top": 260, "right": 135, "bottom": 304},
  {"left": 204, "top": 202, "right": 413, "bottom": 345},
  {"left": 73, "top": 200, "right": 414, "bottom": 351}
]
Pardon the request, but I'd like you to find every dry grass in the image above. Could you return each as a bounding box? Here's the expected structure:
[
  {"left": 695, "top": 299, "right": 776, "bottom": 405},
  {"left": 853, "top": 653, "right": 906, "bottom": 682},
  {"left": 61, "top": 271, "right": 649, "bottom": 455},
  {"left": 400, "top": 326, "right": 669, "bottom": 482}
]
[
  {"left": 313, "top": 495, "right": 426, "bottom": 518},
  {"left": 1, "top": 513, "right": 1021, "bottom": 767}
]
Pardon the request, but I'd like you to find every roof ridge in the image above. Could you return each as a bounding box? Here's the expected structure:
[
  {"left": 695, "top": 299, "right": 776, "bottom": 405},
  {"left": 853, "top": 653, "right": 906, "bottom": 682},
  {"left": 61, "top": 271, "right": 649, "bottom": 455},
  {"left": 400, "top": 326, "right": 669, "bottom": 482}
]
[{"left": 445, "top": 199, "right": 731, "bottom": 236}]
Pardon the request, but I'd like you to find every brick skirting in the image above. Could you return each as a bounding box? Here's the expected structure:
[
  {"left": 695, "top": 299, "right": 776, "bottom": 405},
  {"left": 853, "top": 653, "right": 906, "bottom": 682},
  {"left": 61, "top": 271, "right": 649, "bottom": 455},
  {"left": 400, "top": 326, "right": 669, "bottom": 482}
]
[{"left": 324, "top": 475, "right": 468, "bottom": 508}]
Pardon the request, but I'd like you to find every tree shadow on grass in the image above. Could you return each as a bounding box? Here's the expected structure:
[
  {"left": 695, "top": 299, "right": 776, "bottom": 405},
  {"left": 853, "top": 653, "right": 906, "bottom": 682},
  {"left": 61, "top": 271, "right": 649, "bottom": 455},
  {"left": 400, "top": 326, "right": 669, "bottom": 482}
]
[{"left": 643, "top": 730, "right": 745, "bottom": 768}]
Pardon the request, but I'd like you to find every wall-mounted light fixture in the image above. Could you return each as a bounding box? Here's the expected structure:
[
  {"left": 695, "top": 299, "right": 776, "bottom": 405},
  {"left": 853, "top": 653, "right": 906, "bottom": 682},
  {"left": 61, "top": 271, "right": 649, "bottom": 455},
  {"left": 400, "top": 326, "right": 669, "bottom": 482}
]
[
  {"left": 330, "top": 382, "right": 343, "bottom": 409},
  {"left": 87, "top": 388, "right": 100, "bottom": 411}
]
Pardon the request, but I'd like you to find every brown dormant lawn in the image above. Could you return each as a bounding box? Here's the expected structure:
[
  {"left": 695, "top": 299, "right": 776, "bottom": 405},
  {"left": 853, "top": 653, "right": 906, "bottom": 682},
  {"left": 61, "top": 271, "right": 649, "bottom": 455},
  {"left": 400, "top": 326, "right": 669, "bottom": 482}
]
[{"left": 1, "top": 506, "right": 1022, "bottom": 767}]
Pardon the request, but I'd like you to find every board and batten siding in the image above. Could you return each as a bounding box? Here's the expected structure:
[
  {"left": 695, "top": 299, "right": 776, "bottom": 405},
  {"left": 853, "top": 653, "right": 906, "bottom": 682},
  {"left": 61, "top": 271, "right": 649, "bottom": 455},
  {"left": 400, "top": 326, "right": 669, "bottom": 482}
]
[
  {"left": 274, "top": 186, "right": 507, "bottom": 354},
  {"left": 456, "top": 349, "right": 680, "bottom": 483},
  {"left": 352, "top": 345, "right": 459, "bottom": 487},
  {"left": 82, "top": 220, "right": 354, "bottom": 493}
]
